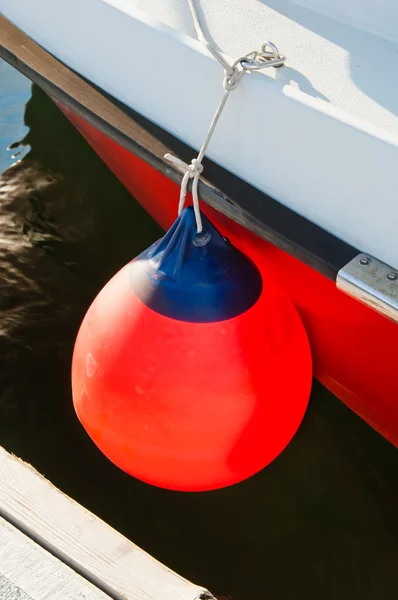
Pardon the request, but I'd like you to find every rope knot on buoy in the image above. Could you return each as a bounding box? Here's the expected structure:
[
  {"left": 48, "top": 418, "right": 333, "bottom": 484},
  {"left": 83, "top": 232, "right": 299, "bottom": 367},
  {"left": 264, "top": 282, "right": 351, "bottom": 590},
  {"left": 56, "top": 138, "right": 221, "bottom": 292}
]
[{"left": 164, "top": 153, "right": 205, "bottom": 232}]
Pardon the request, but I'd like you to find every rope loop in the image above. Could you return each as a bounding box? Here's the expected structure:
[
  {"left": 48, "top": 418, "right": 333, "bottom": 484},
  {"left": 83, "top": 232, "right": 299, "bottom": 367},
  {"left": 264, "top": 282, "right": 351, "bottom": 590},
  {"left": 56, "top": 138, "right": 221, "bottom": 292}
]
[{"left": 223, "top": 67, "right": 242, "bottom": 91}]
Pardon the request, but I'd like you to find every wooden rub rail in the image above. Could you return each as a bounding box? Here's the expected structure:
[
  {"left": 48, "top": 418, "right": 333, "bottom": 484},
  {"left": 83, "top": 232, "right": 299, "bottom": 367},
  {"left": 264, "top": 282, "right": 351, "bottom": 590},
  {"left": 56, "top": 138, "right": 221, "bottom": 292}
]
[{"left": 0, "top": 446, "right": 214, "bottom": 600}]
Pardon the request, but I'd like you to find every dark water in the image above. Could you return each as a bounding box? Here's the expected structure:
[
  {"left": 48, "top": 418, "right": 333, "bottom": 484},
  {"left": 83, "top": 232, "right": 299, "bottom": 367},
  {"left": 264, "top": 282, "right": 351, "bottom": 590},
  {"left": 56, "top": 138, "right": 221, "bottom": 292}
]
[{"left": 1, "top": 59, "right": 398, "bottom": 599}]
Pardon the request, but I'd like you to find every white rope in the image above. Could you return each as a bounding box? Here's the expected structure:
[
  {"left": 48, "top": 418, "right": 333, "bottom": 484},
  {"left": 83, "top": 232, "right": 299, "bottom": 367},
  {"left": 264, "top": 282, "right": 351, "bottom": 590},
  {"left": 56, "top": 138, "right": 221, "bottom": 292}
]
[
  {"left": 186, "top": 0, "right": 234, "bottom": 75},
  {"left": 165, "top": 0, "right": 285, "bottom": 233},
  {"left": 164, "top": 89, "right": 230, "bottom": 234}
]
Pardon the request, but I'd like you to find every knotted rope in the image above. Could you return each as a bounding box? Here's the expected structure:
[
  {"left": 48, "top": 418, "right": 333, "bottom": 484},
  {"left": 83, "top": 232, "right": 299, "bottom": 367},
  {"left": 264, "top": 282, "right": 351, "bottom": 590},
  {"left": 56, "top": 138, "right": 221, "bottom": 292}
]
[{"left": 165, "top": 0, "right": 286, "bottom": 232}]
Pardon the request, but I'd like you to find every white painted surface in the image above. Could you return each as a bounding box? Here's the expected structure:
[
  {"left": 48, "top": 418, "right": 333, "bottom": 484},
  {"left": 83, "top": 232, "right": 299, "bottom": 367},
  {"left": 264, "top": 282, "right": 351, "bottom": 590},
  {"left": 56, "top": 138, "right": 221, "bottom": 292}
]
[
  {"left": 125, "top": 0, "right": 398, "bottom": 133},
  {"left": 0, "top": 447, "right": 208, "bottom": 600},
  {"left": 1, "top": 0, "right": 398, "bottom": 268},
  {"left": 0, "top": 517, "right": 109, "bottom": 599}
]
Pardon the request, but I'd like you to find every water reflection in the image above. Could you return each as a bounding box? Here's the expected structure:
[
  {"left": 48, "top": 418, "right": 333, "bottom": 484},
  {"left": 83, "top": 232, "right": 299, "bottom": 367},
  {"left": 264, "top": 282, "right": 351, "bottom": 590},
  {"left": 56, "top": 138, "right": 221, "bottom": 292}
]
[
  {"left": 0, "top": 82, "right": 161, "bottom": 454},
  {"left": 0, "top": 60, "right": 31, "bottom": 173},
  {"left": 0, "top": 73, "right": 397, "bottom": 600}
]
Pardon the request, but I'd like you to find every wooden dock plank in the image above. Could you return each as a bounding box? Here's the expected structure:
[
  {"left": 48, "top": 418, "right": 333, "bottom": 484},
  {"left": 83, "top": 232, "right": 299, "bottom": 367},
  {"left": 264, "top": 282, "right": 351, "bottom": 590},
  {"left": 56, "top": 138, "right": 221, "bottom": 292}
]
[
  {"left": 0, "top": 517, "right": 110, "bottom": 599},
  {"left": 0, "top": 447, "right": 211, "bottom": 600}
]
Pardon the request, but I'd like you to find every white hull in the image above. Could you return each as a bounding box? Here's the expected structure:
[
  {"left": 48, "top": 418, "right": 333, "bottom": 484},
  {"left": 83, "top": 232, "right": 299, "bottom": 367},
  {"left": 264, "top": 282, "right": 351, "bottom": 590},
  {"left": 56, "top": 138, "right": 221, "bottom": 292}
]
[{"left": 2, "top": 0, "right": 398, "bottom": 267}]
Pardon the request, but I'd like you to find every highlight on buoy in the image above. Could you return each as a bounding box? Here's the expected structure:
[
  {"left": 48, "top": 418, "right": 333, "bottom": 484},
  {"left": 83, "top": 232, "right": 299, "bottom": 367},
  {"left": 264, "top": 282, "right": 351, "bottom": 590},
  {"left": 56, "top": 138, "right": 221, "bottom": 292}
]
[{"left": 72, "top": 207, "right": 312, "bottom": 491}]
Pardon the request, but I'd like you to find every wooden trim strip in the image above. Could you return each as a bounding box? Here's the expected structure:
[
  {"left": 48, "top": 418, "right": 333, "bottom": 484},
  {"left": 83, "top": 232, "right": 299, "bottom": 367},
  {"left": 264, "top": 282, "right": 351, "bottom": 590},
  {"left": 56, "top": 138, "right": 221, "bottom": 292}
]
[
  {"left": 0, "top": 447, "right": 211, "bottom": 600},
  {"left": 0, "top": 16, "right": 358, "bottom": 278}
]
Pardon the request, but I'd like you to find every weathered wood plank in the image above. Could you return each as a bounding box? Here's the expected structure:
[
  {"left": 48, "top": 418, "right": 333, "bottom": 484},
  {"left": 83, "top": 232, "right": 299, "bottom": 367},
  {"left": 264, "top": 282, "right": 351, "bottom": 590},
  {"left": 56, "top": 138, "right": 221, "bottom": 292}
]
[
  {"left": 0, "top": 517, "right": 110, "bottom": 599},
  {"left": 0, "top": 447, "right": 211, "bottom": 600}
]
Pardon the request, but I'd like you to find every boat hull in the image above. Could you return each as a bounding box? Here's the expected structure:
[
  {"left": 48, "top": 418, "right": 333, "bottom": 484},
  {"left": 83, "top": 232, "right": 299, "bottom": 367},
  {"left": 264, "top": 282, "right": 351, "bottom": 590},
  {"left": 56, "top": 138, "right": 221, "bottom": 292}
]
[{"left": 60, "top": 104, "right": 398, "bottom": 448}]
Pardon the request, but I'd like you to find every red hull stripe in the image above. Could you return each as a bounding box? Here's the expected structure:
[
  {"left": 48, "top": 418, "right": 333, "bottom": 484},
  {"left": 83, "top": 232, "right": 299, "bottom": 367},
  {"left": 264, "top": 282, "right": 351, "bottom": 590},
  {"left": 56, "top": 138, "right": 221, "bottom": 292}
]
[{"left": 61, "top": 104, "right": 398, "bottom": 448}]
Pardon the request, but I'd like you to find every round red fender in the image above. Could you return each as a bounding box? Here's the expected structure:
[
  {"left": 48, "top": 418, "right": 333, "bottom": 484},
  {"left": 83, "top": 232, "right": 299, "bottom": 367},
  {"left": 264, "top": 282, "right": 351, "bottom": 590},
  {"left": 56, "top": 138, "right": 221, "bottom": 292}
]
[{"left": 72, "top": 208, "right": 312, "bottom": 491}]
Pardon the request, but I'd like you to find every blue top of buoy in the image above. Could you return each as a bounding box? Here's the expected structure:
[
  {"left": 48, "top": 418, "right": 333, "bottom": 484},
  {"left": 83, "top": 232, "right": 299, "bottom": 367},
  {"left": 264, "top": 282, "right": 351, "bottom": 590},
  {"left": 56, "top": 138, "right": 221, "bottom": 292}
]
[{"left": 130, "top": 207, "right": 262, "bottom": 322}]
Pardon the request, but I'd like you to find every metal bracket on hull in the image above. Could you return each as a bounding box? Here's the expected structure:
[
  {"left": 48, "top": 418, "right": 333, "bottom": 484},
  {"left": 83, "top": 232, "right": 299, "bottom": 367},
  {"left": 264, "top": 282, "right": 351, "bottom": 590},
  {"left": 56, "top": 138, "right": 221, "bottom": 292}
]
[{"left": 337, "top": 254, "right": 398, "bottom": 324}]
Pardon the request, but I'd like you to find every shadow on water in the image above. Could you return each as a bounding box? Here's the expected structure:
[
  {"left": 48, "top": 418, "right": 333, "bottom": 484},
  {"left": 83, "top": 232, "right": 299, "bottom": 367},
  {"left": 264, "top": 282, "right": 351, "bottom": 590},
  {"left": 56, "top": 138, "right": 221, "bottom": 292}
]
[{"left": 0, "top": 75, "right": 398, "bottom": 599}]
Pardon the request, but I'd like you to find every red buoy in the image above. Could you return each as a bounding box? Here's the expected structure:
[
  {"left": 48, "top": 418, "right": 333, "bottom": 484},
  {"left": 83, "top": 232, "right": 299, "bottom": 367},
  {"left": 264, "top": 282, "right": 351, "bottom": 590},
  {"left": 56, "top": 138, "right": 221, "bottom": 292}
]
[{"left": 72, "top": 208, "right": 311, "bottom": 491}]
